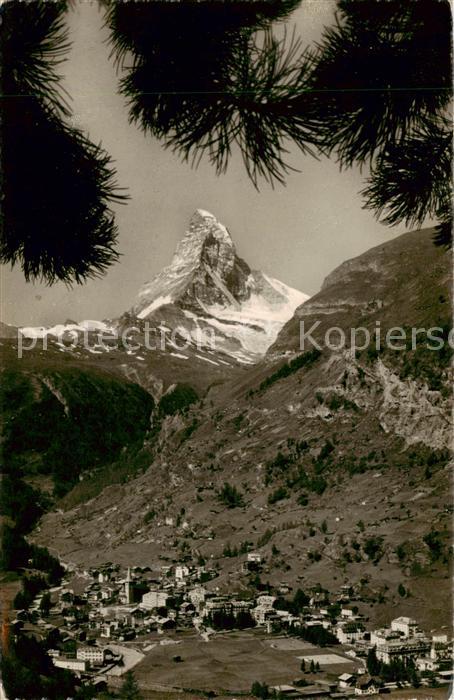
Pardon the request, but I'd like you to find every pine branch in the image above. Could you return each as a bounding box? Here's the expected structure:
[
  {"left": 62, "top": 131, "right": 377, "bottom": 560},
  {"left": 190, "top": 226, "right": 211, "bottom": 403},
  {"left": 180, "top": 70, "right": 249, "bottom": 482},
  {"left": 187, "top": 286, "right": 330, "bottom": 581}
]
[
  {"left": 361, "top": 115, "right": 452, "bottom": 238},
  {"left": 0, "top": 1, "right": 72, "bottom": 117},
  {"left": 1, "top": 98, "right": 127, "bottom": 285},
  {"left": 103, "top": 0, "right": 317, "bottom": 186},
  {"left": 308, "top": 0, "right": 452, "bottom": 167},
  {"left": 1, "top": 1, "right": 127, "bottom": 284},
  {"left": 165, "top": 29, "right": 320, "bottom": 186}
]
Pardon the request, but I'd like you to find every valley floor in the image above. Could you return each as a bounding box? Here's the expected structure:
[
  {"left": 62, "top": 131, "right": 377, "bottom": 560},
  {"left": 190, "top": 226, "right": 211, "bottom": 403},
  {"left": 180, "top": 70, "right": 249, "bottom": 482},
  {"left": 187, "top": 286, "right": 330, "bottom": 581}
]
[{"left": 132, "top": 629, "right": 360, "bottom": 691}]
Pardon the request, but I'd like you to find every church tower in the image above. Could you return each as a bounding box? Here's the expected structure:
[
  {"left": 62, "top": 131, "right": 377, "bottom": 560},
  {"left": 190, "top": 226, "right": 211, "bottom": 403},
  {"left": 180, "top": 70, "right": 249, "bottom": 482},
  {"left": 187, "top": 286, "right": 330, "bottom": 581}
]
[{"left": 124, "top": 567, "right": 132, "bottom": 604}]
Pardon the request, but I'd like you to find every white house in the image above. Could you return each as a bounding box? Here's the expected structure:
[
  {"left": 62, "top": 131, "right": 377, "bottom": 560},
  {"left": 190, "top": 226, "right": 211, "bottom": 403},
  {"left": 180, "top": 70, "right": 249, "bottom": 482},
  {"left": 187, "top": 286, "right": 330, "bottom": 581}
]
[
  {"left": 338, "top": 673, "right": 356, "bottom": 689},
  {"left": 254, "top": 606, "right": 275, "bottom": 625},
  {"left": 432, "top": 633, "right": 448, "bottom": 644},
  {"left": 188, "top": 586, "right": 207, "bottom": 611},
  {"left": 370, "top": 628, "right": 430, "bottom": 664},
  {"left": 141, "top": 590, "right": 169, "bottom": 610},
  {"left": 370, "top": 628, "right": 395, "bottom": 647},
  {"left": 175, "top": 565, "right": 190, "bottom": 581},
  {"left": 390, "top": 616, "right": 418, "bottom": 638},
  {"left": 336, "top": 622, "right": 365, "bottom": 645},
  {"left": 354, "top": 678, "right": 379, "bottom": 696},
  {"left": 256, "top": 595, "right": 276, "bottom": 609},
  {"left": 53, "top": 658, "right": 87, "bottom": 672},
  {"left": 253, "top": 595, "right": 277, "bottom": 625},
  {"left": 101, "top": 622, "right": 119, "bottom": 638},
  {"left": 76, "top": 646, "right": 105, "bottom": 665},
  {"left": 431, "top": 636, "right": 453, "bottom": 662},
  {"left": 416, "top": 656, "right": 439, "bottom": 672}
]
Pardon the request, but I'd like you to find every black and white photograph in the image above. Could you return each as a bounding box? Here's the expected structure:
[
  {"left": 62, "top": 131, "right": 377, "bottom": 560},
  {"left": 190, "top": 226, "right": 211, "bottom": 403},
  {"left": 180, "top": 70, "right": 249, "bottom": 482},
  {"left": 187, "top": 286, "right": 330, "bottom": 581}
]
[{"left": 0, "top": 1, "right": 452, "bottom": 699}]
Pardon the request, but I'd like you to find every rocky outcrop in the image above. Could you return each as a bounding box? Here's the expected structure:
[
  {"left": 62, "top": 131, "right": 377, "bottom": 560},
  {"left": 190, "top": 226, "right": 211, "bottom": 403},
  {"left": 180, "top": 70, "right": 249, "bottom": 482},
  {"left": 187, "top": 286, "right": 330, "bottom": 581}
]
[{"left": 375, "top": 359, "right": 451, "bottom": 450}]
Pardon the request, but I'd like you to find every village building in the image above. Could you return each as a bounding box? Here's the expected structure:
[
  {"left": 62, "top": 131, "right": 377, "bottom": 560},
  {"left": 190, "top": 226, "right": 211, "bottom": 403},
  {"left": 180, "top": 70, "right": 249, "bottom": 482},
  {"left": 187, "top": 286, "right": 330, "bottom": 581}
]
[
  {"left": 309, "top": 592, "right": 330, "bottom": 609},
  {"left": 254, "top": 606, "right": 277, "bottom": 625},
  {"left": 175, "top": 565, "right": 190, "bottom": 581},
  {"left": 256, "top": 594, "right": 277, "bottom": 609},
  {"left": 130, "top": 608, "right": 148, "bottom": 626},
  {"left": 53, "top": 658, "right": 87, "bottom": 673},
  {"left": 415, "top": 656, "right": 439, "bottom": 672},
  {"left": 141, "top": 589, "right": 169, "bottom": 610},
  {"left": 204, "top": 596, "right": 231, "bottom": 615},
  {"left": 242, "top": 553, "right": 262, "bottom": 573},
  {"left": 354, "top": 678, "right": 379, "bottom": 696},
  {"left": 101, "top": 621, "right": 119, "bottom": 638},
  {"left": 264, "top": 613, "right": 282, "bottom": 633},
  {"left": 232, "top": 600, "right": 253, "bottom": 613},
  {"left": 337, "top": 673, "right": 356, "bottom": 689},
  {"left": 179, "top": 601, "right": 195, "bottom": 618},
  {"left": 335, "top": 621, "right": 365, "bottom": 645},
  {"left": 47, "top": 649, "right": 61, "bottom": 658},
  {"left": 430, "top": 633, "right": 453, "bottom": 661},
  {"left": 390, "top": 616, "right": 419, "bottom": 637},
  {"left": 369, "top": 627, "right": 430, "bottom": 664},
  {"left": 76, "top": 646, "right": 106, "bottom": 665},
  {"left": 188, "top": 586, "right": 207, "bottom": 611},
  {"left": 338, "top": 585, "right": 353, "bottom": 600}
]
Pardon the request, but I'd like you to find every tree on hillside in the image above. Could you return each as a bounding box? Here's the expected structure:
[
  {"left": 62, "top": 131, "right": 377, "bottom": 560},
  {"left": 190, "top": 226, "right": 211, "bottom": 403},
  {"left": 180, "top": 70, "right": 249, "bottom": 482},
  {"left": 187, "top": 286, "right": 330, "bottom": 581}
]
[
  {"left": 251, "top": 681, "right": 270, "bottom": 699},
  {"left": 39, "top": 592, "right": 52, "bottom": 617},
  {"left": 397, "top": 583, "right": 406, "bottom": 598},
  {"left": 118, "top": 670, "right": 143, "bottom": 700},
  {"left": 217, "top": 481, "right": 245, "bottom": 508},
  {"left": 366, "top": 646, "right": 380, "bottom": 676},
  {"left": 2, "top": 1, "right": 451, "bottom": 286}
]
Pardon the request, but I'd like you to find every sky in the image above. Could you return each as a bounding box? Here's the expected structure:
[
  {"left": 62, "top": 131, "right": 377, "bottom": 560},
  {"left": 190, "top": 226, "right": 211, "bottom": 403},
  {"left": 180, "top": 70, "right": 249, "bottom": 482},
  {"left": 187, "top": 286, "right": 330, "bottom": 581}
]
[{"left": 1, "top": 0, "right": 409, "bottom": 328}]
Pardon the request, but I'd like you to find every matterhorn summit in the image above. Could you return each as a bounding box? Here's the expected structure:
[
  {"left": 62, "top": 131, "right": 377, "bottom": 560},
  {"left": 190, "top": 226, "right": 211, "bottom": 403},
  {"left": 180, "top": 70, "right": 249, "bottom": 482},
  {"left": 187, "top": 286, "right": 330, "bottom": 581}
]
[
  {"left": 15, "top": 209, "right": 309, "bottom": 367},
  {"left": 132, "top": 209, "right": 309, "bottom": 362}
]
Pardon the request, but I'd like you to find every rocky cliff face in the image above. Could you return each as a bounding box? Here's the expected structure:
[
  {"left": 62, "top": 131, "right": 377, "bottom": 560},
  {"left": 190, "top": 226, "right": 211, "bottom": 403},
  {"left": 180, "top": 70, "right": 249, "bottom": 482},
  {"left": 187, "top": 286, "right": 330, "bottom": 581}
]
[{"left": 134, "top": 209, "right": 253, "bottom": 315}]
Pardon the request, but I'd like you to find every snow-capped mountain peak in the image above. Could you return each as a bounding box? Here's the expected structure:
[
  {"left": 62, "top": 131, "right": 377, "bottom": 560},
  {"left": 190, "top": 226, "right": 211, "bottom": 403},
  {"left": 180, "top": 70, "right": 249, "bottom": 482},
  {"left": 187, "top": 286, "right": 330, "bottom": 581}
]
[
  {"left": 132, "top": 209, "right": 309, "bottom": 362},
  {"left": 134, "top": 209, "right": 236, "bottom": 318},
  {"left": 15, "top": 210, "right": 309, "bottom": 368}
]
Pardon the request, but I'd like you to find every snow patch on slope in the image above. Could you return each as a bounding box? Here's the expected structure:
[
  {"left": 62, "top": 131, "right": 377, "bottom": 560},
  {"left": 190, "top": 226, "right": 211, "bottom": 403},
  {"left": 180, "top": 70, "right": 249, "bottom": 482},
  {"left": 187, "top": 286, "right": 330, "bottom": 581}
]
[
  {"left": 137, "top": 295, "right": 173, "bottom": 319},
  {"left": 20, "top": 320, "right": 113, "bottom": 338}
]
